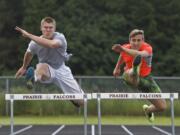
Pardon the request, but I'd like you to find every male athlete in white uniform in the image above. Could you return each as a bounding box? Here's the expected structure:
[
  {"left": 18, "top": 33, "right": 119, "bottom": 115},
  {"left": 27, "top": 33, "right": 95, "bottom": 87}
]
[{"left": 15, "top": 17, "right": 84, "bottom": 107}]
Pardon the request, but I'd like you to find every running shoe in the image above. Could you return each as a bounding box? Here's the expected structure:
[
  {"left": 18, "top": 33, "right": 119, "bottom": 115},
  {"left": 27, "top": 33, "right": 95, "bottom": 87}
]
[
  {"left": 25, "top": 67, "right": 34, "bottom": 89},
  {"left": 133, "top": 55, "right": 141, "bottom": 66},
  {"left": 133, "top": 55, "right": 141, "bottom": 74},
  {"left": 143, "top": 104, "right": 155, "bottom": 123}
]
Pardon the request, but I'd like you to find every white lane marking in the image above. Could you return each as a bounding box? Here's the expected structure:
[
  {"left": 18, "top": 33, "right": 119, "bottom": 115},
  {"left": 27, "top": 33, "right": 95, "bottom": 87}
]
[
  {"left": 121, "top": 125, "right": 134, "bottom": 135},
  {"left": 52, "top": 125, "right": 65, "bottom": 135},
  {"left": 91, "top": 125, "right": 95, "bottom": 135},
  {"left": 13, "top": 125, "right": 32, "bottom": 135},
  {"left": 152, "top": 126, "right": 172, "bottom": 135}
]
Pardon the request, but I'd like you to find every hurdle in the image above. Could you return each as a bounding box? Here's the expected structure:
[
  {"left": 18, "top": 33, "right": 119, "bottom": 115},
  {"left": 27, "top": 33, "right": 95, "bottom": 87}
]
[
  {"left": 92, "top": 93, "right": 179, "bottom": 135},
  {"left": 5, "top": 93, "right": 179, "bottom": 135},
  {"left": 5, "top": 93, "right": 92, "bottom": 135}
]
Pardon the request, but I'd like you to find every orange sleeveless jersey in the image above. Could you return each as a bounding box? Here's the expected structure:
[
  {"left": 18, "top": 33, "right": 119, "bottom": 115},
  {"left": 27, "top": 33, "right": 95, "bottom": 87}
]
[{"left": 120, "top": 42, "right": 152, "bottom": 77}]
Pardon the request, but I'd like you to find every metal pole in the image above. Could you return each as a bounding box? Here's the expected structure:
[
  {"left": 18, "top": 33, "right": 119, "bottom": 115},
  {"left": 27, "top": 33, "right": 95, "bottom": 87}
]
[
  {"left": 170, "top": 93, "right": 175, "bottom": 135},
  {"left": 79, "top": 78, "right": 82, "bottom": 88},
  {"left": 10, "top": 99, "right": 14, "bottom": 135},
  {"left": 84, "top": 94, "right": 87, "bottom": 135},
  {"left": 6, "top": 78, "right": 10, "bottom": 116},
  {"left": 97, "top": 93, "right": 101, "bottom": 135}
]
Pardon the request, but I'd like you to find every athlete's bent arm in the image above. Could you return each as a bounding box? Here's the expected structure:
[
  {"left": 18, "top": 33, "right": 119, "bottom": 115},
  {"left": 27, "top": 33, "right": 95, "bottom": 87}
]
[
  {"left": 15, "top": 26, "right": 61, "bottom": 49},
  {"left": 113, "top": 55, "right": 124, "bottom": 77},
  {"left": 15, "top": 52, "right": 33, "bottom": 78},
  {"left": 112, "top": 44, "right": 150, "bottom": 57},
  {"left": 121, "top": 47, "right": 149, "bottom": 57}
]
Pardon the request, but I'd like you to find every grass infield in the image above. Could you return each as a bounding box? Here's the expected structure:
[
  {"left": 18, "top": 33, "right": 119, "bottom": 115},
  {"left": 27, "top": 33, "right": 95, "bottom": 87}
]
[{"left": 1, "top": 115, "right": 180, "bottom": 126}]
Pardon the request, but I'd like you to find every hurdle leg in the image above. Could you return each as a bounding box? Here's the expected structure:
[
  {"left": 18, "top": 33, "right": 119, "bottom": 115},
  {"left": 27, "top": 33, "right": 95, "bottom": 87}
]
[
  {"left": 10, "top": 99, "right": 14, "bottom": 135},
  {"left": 84, "top": 94, "right": 87, "bottom": 135},
  {"left": 170, "top": 93, "right": 175, "bottom": 135},
  {"left": 97, "top": 93, "right": 101, "bottom": 135}
]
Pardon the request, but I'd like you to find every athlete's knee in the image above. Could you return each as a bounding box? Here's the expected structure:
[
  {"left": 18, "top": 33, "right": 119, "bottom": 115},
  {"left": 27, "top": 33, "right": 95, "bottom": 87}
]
[
  {"left": 122, "top": 72, "right": 131, "bottom": 82},
  {"left": 159, "top": 102, "right": 167, "bottom": 112},
  {"left": 123, "top": 72, "right": 139, "bottom": 86},
  {"left": 35, "top": 63, "right": 50, "bottom": 81},
  {"left": 36, "top": 63, "right": 49, "bottom": 72},
  {"left": 156, "top": 100, "right": 167, "bottom": 112}
]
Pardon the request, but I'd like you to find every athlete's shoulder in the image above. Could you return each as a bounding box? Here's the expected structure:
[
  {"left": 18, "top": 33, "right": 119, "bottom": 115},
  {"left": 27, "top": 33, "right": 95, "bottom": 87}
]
[
  {"left": 53, "top": 32, "right": 65, "bottom": 38},
  {"left": 29, "top": 40, "right": 37, "bottom": 46},
  {"left": 142, "top": 42, "right": 152, "bottom": 48},
  {"left": 53, "top": 32, "right": 67, "bottom": 48},
  {"left": 141, "top": 42, "right": 152, "bottom": 53},
  {"left": 53, "top": 32, "right": 67, "bottom": 42}
]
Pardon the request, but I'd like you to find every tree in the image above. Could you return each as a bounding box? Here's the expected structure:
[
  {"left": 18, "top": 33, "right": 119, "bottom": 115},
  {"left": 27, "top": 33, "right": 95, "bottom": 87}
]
[
  {"left": 0, "top": 0, "right": 24, "bottom": 75},
  {"left": 0, "top": 0, "right": 180, "bottom": 76}
]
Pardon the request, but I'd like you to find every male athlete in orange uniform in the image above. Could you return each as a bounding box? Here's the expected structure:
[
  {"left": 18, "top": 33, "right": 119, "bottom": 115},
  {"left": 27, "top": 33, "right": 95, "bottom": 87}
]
[{"left": 112, "top": 29, "right": 166, "bottom": 122}]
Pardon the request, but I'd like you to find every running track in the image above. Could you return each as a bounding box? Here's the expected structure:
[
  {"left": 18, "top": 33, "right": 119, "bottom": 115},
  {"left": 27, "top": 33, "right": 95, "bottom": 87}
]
[{"left": 0, "top": 125, "right": 180, "bottom": 135}]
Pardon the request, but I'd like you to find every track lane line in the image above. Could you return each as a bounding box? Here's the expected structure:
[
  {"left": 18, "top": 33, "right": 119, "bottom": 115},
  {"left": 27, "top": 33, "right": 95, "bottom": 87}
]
[
  {"left": 51, "top": 125, "right": 65, "bottom": 135},
  {"left": 13, "top": 125, "right": 32, "bottom": 135},
  {"left": 121, "top": 125, "right": 134, "bottom": 135},
  {"left": 152, "top": 126, "right": 171, "bottom": 135}
]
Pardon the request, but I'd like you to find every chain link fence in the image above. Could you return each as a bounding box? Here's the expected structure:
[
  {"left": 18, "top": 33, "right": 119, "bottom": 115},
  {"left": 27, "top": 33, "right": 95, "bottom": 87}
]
[{"left": 0, "top": 76, "right": 180, "bottom": 116}]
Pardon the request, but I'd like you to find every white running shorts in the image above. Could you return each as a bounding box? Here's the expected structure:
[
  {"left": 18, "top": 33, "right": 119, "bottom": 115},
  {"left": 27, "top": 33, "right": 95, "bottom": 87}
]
[{"left": 35, "top": 63, "right": 84, "bottom": 94}]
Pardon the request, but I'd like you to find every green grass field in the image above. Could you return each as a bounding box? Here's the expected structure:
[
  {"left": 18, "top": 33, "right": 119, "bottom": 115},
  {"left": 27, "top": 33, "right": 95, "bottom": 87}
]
[{"left": 1, "top": 116, "right": 180, "bottom": 126}]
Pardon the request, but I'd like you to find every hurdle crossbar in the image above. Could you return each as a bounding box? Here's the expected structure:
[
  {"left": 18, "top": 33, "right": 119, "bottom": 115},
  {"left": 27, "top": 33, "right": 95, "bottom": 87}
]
[
  {"left": 6, "top": 93, "right": 91, "bottom": 135},
  {"left": 92, "top": 92, "right": 179, "bottom": 99},
  {"left": 5, "top": 93, "right": 92, "bottom": 100}
]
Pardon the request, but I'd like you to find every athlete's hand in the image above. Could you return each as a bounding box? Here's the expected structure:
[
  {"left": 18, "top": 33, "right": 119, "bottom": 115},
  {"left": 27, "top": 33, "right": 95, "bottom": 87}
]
[
  {"left": 15, "top": 26, "right": 30, "bottom": 38},
  {"left": 15, "top": 66, "right": 26, "bottom": 78},
  {"left": 112, "top": 44, "right": 123, "bottom": 53},
  {"left": 113, "top": 68, "right": 121, "bottom": 78}
]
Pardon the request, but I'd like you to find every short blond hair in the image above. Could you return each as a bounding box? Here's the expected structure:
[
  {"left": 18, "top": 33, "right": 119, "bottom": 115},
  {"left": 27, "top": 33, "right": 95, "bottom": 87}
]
[
  {"left": 41, "top": 17, "right": 56, "bottom": 27},
  {"left": 129, "top": 29, "right": 144, "bottom": 39}
]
